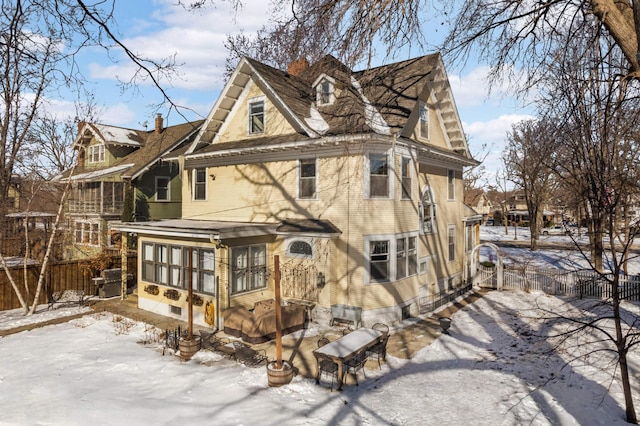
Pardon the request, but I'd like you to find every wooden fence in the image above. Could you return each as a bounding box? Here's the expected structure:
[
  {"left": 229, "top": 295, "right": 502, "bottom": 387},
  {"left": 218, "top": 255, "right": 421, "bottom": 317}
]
[
  {"left": 0, "top": 255, "right": 137, "bottom": 311},
  {"left": 502, "top": 266, "right": 640, "bottom": 301}
]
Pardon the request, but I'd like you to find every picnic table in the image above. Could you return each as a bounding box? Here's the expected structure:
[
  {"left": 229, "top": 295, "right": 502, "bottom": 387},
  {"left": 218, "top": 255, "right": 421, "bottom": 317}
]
[{"left": 313, "top": 327, "right": 383, "bottom": 390}]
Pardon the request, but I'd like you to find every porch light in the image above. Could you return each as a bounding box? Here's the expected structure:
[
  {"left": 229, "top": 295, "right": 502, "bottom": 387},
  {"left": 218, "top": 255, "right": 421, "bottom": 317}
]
[{"left": 317, "top": 272, "right": 325, "bottom": 288}]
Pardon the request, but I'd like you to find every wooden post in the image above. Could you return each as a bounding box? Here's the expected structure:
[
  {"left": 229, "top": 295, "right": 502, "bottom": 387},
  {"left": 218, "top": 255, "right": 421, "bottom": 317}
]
[
  {"left": 120, "top": 232, "right": 128, "bottom": 300},
  {"left": 188, "top": 247, "right": 194, "bottom": 339},
  {"left": 274, "top": 255, "right": 283, "bottom": 368}
]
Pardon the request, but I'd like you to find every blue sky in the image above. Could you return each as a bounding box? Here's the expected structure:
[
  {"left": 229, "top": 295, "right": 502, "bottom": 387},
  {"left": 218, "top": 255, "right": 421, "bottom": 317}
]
[{"left": 53, "top": 0, "right": 535, "bottom": 180}]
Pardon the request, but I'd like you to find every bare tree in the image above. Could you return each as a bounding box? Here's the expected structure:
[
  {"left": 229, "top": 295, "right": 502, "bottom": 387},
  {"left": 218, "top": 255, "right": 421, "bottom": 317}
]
[
  {"left": 0, "top": 1, "right": 179, "bottom": 315},
  {"left": 503, "top": 119, "right": 557, "bottom": 250},
  {"left": 536, "top": 20, "right": 640, "bottom": 423}
]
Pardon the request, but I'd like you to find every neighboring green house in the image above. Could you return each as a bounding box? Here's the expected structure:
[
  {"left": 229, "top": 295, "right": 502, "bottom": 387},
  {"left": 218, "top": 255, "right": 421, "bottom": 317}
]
[
  {"left": 58, "top": 115, "right": 203, "bottom": 259},
  {"left": 114, "top": 54, "right": 480, "bottom": 329}
]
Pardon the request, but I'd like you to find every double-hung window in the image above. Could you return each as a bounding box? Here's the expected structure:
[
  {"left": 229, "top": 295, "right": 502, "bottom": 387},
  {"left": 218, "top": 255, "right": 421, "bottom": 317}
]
[
  {"left": 369, "top": 240, "right": 390, "bottom": 282},
  {"left": 156, "top": 177, "right": 170, "bottom": 201},
  {"left": 193, "top": 168, "right": 206, "bottom": 200},
  {"left": 369, "top": 153, "right": 389, "bottom": 198},
  {"left": 299, "top": 159, "right": 317, "bottom": 199},
  {"left": 396, "top": 236, "right": 417, "bottom": 280},
  {"left": 448, "top": 225, "right": 456, "bottom": 262},
  {"left": 249, "top": 99, "right": 265, "bottom": 134},
  {"left": 401, "top": 157, "right": 412, "bottom": 199},
  {"left": 231, "top": 245, "right": 267, "bottom": 295},
  {"left": 88, "top": 144, "right": 105, "bottom": 163}
]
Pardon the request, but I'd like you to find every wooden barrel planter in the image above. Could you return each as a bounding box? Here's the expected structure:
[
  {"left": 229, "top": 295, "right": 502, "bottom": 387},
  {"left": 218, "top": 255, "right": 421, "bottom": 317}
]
[
  {"left": 178, "top": 335, "right": 202, "bottom": 360},
  {"left": 266, "top": 360, "right": 293, "bottom": 387}
]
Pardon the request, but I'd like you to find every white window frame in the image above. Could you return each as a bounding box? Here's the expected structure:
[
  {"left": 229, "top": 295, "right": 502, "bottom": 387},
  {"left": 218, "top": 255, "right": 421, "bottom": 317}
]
[
  {"left": 248, "top": 97, "right": 265, "bottom": 135},
  {"left": 142, "top": 243, "right": 216, "bottom": 294},
  {"left": 298, "top": 158, "right": 317, "bottom": 199},
  {"left": 396, "top": 234, "right": 418, "bottom": 280},
  {"left": 316, "top": 77, "right": 335, "bottom": 105},
  {"left": 420, "top": 185, "right": 437, "bottom": 234},
  {"left": 87, "top": 144, "right": 105, "bottom": 164},
  {"left": 193, "top": 168, "right": 207, "bottom": 201},
  {"left": 419, "top": 101, "right": 429, "bottom": 139},
  {"left": 401, "top": 157, "right": 412, "bottom": 200},
  {"left": 447, "top": 169, "right": 455, "bottom": 201},
  {"left": 448, "top": 225, "right": 456, "bottom": 262},
  {"left": 155, "top": 176, "right": 170, "bottom": 201},
  {"left": 365, "top": 233, "right": 418, "bottom": 284},
  {"left": 367, "top": 152, "right": 391, "bottom": 199},
  {"left": 230, "top": 244, "right": 267, "bottom": 295},
  {"left": 74, "top": 219, "right": 100, "bottom": 246}
]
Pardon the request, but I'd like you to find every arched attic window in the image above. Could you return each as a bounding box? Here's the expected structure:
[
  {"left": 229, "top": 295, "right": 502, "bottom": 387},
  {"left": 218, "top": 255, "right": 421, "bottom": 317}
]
[{"left": 420, "top": 185, "right": 437, "bottom": 234}]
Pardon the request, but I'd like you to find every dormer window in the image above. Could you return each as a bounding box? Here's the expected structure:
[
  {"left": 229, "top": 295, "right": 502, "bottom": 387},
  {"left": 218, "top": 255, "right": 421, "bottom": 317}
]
[
  {"left": 88, "top": 144, "right": 105, "bottom": 163},
  {"left": 314, "top": 75, "right": 335, "bottom": 106}
]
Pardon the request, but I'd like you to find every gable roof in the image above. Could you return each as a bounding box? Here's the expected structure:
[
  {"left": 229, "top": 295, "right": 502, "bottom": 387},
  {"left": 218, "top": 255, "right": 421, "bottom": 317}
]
[
  {"left": 187, "top": 54, "right": 472, "bottom": 159},
  {"left": 59, "top": 120, "right": 203, "bottom": 182},
  {"left": 73, "top": 123, "right": 145, "bottom": 148}
]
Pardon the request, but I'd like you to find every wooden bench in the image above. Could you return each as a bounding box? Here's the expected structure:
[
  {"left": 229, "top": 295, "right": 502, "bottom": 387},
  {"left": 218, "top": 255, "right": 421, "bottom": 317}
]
[{"left": 48, "top": 289, "right": 85, "bottom": 310}]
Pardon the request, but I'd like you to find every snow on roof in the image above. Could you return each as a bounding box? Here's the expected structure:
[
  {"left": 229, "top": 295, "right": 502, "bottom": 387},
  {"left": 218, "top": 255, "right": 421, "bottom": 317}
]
[
  {"left": 350, "top": 76, "right": 391, "bottom": 135},
  {"left": 93, "top": 124, "right": 142, "bottom": 147},
  {"left": 304, "top": 105, "right": 330, "bottom": 134}
]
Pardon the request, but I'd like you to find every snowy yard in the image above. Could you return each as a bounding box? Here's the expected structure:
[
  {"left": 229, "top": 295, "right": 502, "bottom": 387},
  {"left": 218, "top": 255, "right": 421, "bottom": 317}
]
[
  {"left": 0, "top": 226, "right": 638, "bottom": 425},
  {"left": 0, "top": 290, "right": 638, "bottom": 425}
]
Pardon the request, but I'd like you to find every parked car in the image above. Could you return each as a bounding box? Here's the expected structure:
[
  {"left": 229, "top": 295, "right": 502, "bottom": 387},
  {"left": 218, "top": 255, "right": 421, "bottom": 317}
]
[{"left": 541, "top": 224, "right": 571, "bottom": 236}]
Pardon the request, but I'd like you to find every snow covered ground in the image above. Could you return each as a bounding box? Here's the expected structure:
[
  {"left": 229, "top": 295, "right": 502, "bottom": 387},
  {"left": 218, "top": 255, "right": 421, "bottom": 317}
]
[
  {"left": 0, "top": 227, "right": 638, "bottom": 425},
  {"left": 481, "top": 225, "right": 640, "bottom": 274}
]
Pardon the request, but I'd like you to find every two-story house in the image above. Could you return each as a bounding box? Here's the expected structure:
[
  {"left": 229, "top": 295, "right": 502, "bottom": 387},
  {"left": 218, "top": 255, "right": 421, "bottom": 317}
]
[
  {"left": 114, "top": 54, "right": 478, "bottom": 328},
  {"left": 59, "top": 115, "right": 203, "bottom": 259}
]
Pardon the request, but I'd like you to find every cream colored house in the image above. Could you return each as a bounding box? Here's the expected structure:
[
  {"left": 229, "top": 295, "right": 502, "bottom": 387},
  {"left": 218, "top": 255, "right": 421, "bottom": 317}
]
[{"left": 114, "top": 54, "right": 478, "bottom": 328}]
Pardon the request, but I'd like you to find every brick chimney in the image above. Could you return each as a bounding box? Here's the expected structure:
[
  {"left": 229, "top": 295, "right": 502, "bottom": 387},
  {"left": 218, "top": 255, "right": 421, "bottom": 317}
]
[
  {"left": 155, "top": 113, "right": 163, "bottom": 134},
  {"left": 287, "top": 58, "right": 309, "bottom": 76},
  {"left": 78, "top": 147, "right": 85, "bottom": 168}
]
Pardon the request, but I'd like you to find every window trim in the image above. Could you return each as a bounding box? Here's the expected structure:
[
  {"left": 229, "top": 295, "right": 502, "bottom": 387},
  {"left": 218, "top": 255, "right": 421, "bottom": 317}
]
[
  {"left": 448, "top": 225, "right": 456, "bottom": 262},
  {"left": 74, "top": 219, "right": 100, "bottom": 246},
  {"left": 419, "top": 101, "right": 429, "bottom": 139},
  {"left": 230, "top": 244, "right": 268, "bottom": 296},
  {"left": 367, "top": 152, "right": 391, "bottom": 199},
  {"left": 87, "top": 144, "right": 105, "bottom": 164},
  {"left": 155, "top": 176, "right": 170, "bottom": 201},
  {"left": 401, "top": 157, "right": 412, "bottom": 200},
  {"left": 298, "top": 158, "right": 317, "bottom": 199},
  {"left": 420, "top": 185, "right": 437, "bottom": 234},
  {"left": 285, "top": 238, "right": 314, "bottom": 258},
  {"left": 248, "top": 97, "right": 265, "bottom": 135},
  {"left": 396, "top": 234, "right": 418, "bottom": 280},
  {"left": 193, "top": 168, "right": 207, "bottom": 201},
  {"left": 447, "top": 169, "right": 455, "bottom": 201},
  {"left": 316, "top": 77, "right": 335, "bottom": 105},
  {"left": 142, "top": 242, "right": 216, "bottom": 295},
  {"left": 365, "top": 233, "right": 418, "bottom": 284}
]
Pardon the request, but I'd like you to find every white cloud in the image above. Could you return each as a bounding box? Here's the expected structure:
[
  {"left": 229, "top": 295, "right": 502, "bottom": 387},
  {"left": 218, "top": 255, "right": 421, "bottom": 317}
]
[{"left": 88, "top": 0, "right": 271, "bottom": 92}]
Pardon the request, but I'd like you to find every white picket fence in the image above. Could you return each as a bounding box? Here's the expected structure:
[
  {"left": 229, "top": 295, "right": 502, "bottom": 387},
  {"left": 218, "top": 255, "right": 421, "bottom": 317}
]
[{"left": 501, "top": 266, "right": 640, "bottom": 301}]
